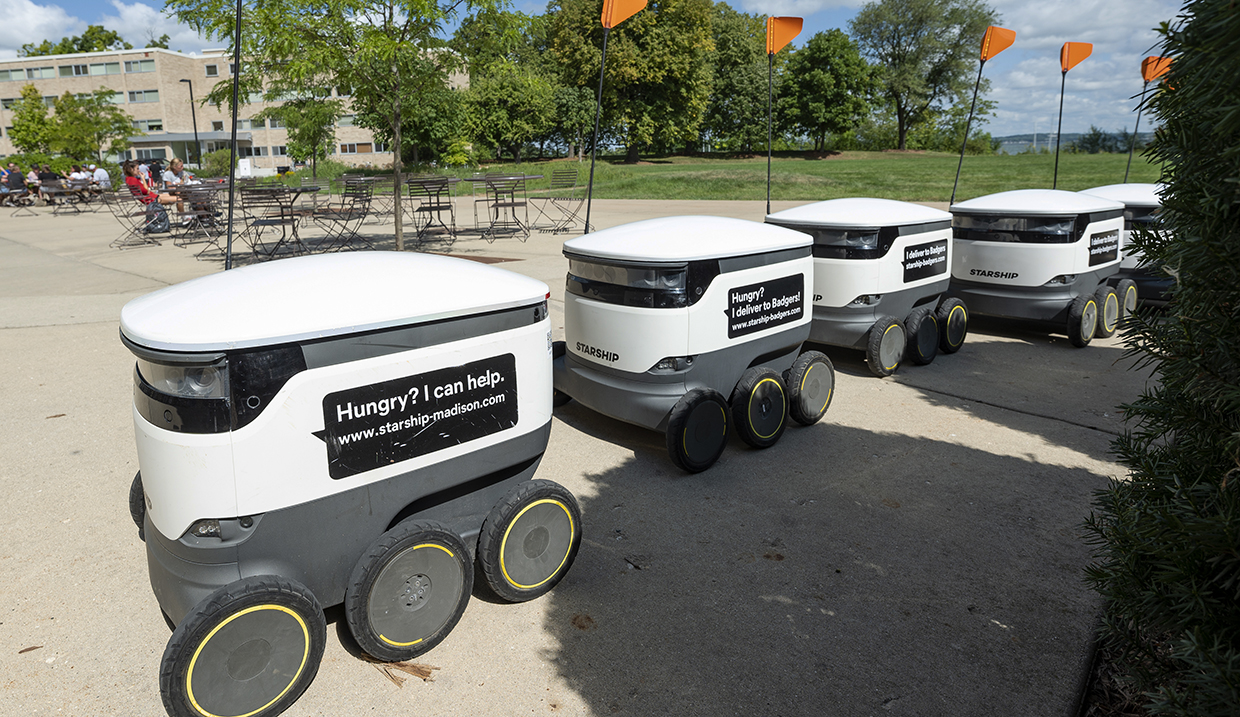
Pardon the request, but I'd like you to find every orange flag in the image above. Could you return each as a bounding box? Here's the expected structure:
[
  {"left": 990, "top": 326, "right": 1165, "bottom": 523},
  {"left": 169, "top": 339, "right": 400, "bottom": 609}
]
[
  {"left": 1060, "top": 42, "right": 1092, "bottom": 73},
  {"left": 766, "top": 16, "right": 802, "bottom": 55},
  {"left": 601, "top": 0, "right": 646, "bottom": 29},
  {"left": 979, "top": 26, "right": 1015, "bottom": 62},
  {"left": 1141, "top": 56, "right": 1172, "bottom": 82}
]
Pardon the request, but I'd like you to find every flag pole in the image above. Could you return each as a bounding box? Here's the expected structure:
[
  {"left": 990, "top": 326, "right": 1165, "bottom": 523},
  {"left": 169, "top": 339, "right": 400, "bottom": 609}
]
[
  {"left": 1124, "top": 80, "right": 1149, "bottom": 183},
  {"left": 583, "top": 27, "right": 609, "bottom": 235},
  {"left": 950, "top": 59, "right": 985, "bottom": 205},
  {"left": 224, "top": 0, "right": 242, "bottom": 270},
  {"left": 767, "top": 51, "right": 773, "bottom": 216},
  {"left": 1052, "top": 69, "right": 1066, "bottom": 190}
]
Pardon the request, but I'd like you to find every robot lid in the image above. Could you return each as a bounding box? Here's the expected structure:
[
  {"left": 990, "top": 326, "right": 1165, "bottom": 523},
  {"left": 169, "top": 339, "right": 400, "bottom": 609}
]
[
  {"left": 563, "top": 216, "right": 810, "bottom": 263},
  {"left": 765, "top": 198, "right": 951, "bottom": 231},
  {"left": 1079, "top": 183, "right": 1163, "bottom": 209},
  {"left": 121, "top": 252, "right": 550, "bottom": 353},
  {"left": 951, "top": 189, "right": 1123, "bottom": 216}
]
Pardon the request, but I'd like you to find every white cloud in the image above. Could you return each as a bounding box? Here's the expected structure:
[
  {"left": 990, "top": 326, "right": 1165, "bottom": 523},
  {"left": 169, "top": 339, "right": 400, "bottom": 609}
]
[
  {"left": 0, "top": 0, "right": 84, "bottom": 60},
  {"left": 737, "top": 0, "right": 864, "bottom": 17},
  {"left": 977, "top": 0, "right": 1179, "bottom": 136},
  {"left": 100, "top": 1, "right": 213, "bottom": 55}
]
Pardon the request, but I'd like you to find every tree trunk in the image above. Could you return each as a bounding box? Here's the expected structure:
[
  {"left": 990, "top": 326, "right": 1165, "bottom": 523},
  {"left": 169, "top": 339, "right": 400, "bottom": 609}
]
[
  {"left": 895, "top": 99, "right": 908, "bottom": 151},
  {"left": 625, "top": 144, "right": 639, "bottom": 163},
  {"left": 393, "top": 91, "right": 404, "bottom": 252}
]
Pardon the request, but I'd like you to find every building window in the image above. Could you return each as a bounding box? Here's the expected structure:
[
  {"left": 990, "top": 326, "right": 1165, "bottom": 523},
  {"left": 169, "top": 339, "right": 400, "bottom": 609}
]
[
  {"left": 132, "top": 119, "right": 164, "bottom": 132},
  {"left": 128, "top": 90, "right": 159, "bottom": 103},
  {"left": 125, "top": 59, "right": 156, "bottom": 73},
  {"left": 0, "top": 70, "right": 17, "bottom": 82},
  {"left": 238, "top": 146, "right": 268, "bottom": 158},
  {"left": 229, "top": 63, "right": 236, "bottom": 75},
  {"left": 339, "top": 143, "right": 357, "bottom": 154},
  {"left": 374, "top": 142, "right": 389, "bottom": 153},
  {"left": 237, "top": 119, "right": 265, "bottom": 130},
  {"left": 0, "top": 98, "right": 15, "bottom": 110},
  {"left": 205, "top": 64, "right": 218, "bottom": 77},
  {"left": 267, "top": 118, "right": 285, "bottom": 129},
  {"left": 90, "top": 62, "right": 121, "bottom": 76},
  {"left": 59, "top": 64, "right": 89, "bottom": 77},
  {"left": 26, "top": 67, "right": 55, "bottom": 80},
  {"left": 271, "top": 146, "right": 288, "bottom": 156},
  {"left": 135, "top": 149, "right": 167, "bottom": 160},
  {"left": 211, "top": 121, "right": 224, "bottom": 132},
  {"left": 338, "top": 115, "right": 355, "bottom": 127},
  {"left": 42, "top": 96, "right": 57, "bottom": 107}
]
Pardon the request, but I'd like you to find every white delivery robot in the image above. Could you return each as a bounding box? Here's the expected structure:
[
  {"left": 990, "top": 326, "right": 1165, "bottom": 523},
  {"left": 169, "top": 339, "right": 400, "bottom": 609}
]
[
  {"left": 765, "top": 198, "right": 967, "bottom": 377},
  {"left": 121, "top": 253, "right": 581, "bottom": 717},
  {"left": 948, "top": 189, "right": 1126, "bottom": 347},
  {"left": 1079, "top": 183, "right": 1169, "bottom": 307},
  {"left": 552, "top": 216, "right": 834, "bottom": 473}
]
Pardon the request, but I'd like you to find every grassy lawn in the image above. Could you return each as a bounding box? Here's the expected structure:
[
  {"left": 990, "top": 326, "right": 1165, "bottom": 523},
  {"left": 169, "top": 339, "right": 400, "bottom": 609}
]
[{"left": 473, "top": 151, "right": 1161, "bottom": 203}]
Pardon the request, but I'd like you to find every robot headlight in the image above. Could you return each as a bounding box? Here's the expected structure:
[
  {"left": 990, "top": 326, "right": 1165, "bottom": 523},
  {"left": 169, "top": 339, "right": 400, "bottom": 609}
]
[
  {"left": 136, "top": 357, "right": 230, "bottom": 400},
  {"left": 567, "top": 258, "right": 687, "bottom": 291}
]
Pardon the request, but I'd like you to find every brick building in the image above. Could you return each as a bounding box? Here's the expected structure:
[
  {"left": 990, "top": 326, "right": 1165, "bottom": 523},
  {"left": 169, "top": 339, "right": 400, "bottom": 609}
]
[{"left": 0, "top": 47, "right": 405, "bottom": 175}]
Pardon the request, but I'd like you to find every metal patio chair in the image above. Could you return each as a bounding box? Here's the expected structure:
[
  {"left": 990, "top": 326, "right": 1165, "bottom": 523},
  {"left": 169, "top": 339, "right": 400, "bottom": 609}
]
[
  {"left": 313, "top": 179, "right": 373, "bottom": 252},
  {"left": 406, "top": 176, "right": 456, "bottom": 246}
]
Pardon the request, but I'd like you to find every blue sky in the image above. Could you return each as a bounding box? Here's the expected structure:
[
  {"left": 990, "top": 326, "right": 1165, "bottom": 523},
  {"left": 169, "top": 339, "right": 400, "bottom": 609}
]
[{"left": 4, "top": 0, "right": 1183, "bottom": 137}]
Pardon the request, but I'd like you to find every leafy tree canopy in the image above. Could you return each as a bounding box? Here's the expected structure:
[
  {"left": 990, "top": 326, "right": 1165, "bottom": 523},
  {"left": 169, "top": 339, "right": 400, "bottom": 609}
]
[
  {"left": 779, "top": 29, "right": 875, "bottom": 152},
  {"left": 51, "top": 88, "right": 135, "bottom": 161},
  {"left": 849, "top": 0, "right": 996, "bottom": 150},
  {"left": 701, "top": 3, "right": 771, "bottom": 153},
  {"left": 551, "top": 0, "right": 715, "bottom": 161},
  {"left": 9, "top": 84, "right": 54, "bottom": 154},
  {"left": 20, "top": 25, "right": 133, "bottom": 57}
]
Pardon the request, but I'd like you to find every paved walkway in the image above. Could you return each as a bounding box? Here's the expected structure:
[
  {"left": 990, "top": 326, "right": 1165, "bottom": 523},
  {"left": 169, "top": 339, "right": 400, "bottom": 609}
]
[{"left": 0, "top": 197, "right": 1145, "bottom": 716}]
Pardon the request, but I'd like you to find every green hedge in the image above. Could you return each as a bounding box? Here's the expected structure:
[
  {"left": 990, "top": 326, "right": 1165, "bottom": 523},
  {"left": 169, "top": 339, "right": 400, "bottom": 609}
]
[{"left": 1085, "top": 1, "right": 1240, "bottom": 714}]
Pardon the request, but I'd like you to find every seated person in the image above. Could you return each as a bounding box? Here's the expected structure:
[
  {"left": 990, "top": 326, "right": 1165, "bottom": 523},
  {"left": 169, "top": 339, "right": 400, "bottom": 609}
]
[
  {"left": 123, "top": 159, "right": 183, "bottom": 216},
  {"left": 91, "top": 164, "right": 111, "bottom": 189},
  {"left": 162, "top": 158, "right": 195, "bottom": 187},
  {"left": 2, "top": 162, "right": 27, "bottom": 205},
  {"left": 36, "top": 164, "right": 61, "bottom": 204}
]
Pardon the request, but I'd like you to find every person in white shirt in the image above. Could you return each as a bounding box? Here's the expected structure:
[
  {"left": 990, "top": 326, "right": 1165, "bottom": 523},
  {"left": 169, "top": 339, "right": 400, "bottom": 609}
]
[
  {"left": 162, "top": 158, "right": 195, "bottom": 187},
  {"left": 91, "top": 164, "right": 111, "bottom": 189},
  {"left": 138, "top": 162, "right": 150, "bottom": 181}
]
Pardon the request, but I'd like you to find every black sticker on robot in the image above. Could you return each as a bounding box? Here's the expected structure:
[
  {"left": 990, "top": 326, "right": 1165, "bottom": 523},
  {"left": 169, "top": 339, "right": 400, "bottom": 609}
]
[
  {"left": 1088, "top": 230, "right": 1119, "bottom": 266},
  {"left": 317, "top": 354, "right": 518, "bottom": 480},
  {"left": 727, "top": 274, "right": 804, "bottom": 339},
  {"left": 902, "top": 239, "right": 949, "bottom": 283}
]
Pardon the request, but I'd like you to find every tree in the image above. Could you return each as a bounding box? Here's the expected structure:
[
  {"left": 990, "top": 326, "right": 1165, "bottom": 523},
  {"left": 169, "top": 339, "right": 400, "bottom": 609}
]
[
  {"left": 146, "top": 32, "right": 172, "bottom": 49},
  {"left": 9, "top": 85, "right": 54, "bottom": 155},
  {"left": 51, "top": 89, "right": 135, "bottom": 161},
  {"left": 548, "top": 84, "right": 595, "bottom": 159},
  {"left": 849, "top": 0, "right": 996, "bottom": 150},
  {"left": 20, "top": 25, "right": 133, "bottom": 57},
  {"left": 700, "top": 4, "right": 768, "bottom": 153},
  {"left": 550, "top": 0, "right": 715, "bottom": 162},
  {"left": 463, "top": 62, "right": 555, "bottom": 162},
  {"left": 257, "top": 98, "right": 343, "bottom": 178},
  {"left": 167, "top": 0, "right": 501, "bottom": 251},
  {"left": 1084, "top": 2, "right": 1240, "bottom": 714},
  {"left": 1070, "top": 125, "right": 1121, "bottom": 154},
  {"left": 778, "top": 29, "right": 875, "bottom": 152}
]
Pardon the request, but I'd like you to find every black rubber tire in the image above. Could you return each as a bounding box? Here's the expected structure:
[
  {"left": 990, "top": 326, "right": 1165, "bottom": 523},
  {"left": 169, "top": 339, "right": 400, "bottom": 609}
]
[
  {"left": 1068, "top": 293, "right": 1098, "bottom": 348},
  {"left": 345, "top": 521, "right": 472, "bottom": 662},
  {"left": 1116, "top": 279, "right": 1138, "bottom": 320},
  {"left": 1094, "top": 285, "right": 1119, "bottom": 338},
  {"left": 904, "top": 307, "right": 939, "bottom": 366},
  {"left": 551, "top": 341, "right": 572, "bottom": 407},
  {"left": 935, "top": 297, "right": 969, "bottom": 354},
  {"left": 665, "top": 387, "right": 730, "bottom": 473},
  {"left": 129, "top": 472, "right": 146, "bottom": 542},
  {"left": 866, "top": 316, "right": 905, "bottom": 377},
  {"left": 785, "top": 351, "right": 835, "bottom": 426},
  {"left": 160, "top": 575, "right": 326, "bottom": 717},
  {"left": 730, "top": 367, "right": 789, "bottom": 449},
  {"left": 477, "top": 480, "right": 582, "bottom": 603}
]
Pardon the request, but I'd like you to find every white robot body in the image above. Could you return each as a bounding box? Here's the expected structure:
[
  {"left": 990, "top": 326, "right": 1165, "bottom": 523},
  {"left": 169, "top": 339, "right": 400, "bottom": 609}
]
[
  {"left": 122, "top": 252, "right": 553, "bottom": 622},
  {"left": 766, "top": 198, "right": 953, "bottom": 349},
  {"left": 949, "top": 189, "right": 1125, "bottom": 323},
  {"left": 555, "top": 216, "right": 813, "bottom": 433}
]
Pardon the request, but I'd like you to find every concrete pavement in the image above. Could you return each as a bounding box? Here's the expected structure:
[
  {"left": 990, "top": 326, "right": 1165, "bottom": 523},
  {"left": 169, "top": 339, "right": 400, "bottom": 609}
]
[{"left": 0, "top": 198, "right": 1147, "bottom": 716}]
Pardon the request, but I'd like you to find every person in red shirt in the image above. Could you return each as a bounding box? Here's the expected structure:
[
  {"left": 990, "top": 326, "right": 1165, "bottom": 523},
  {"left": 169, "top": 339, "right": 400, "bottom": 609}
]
[{"left": 123, "top": 159, "right": 182, "bottom": 214}]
